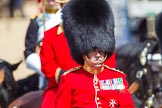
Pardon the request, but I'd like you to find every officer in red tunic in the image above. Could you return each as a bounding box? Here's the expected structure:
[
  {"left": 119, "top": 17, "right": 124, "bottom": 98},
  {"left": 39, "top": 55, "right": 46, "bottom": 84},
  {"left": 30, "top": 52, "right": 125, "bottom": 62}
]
[
  {"left": 55, "top": 0, "right": 135, "bottom": 107},
  {"left": 24, "top": 0, "right": 60, "bottom": 90}
]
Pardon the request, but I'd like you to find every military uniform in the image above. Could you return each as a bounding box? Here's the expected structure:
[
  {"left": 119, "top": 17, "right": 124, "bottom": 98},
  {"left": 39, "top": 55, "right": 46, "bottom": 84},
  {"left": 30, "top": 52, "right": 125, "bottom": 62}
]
[
  {"left": 55, "top": 0, "right": 135, "bottom": 107},
  {"left": 24, "top": 11, "right": 58, "bottom": 89},
  {"left": 56, "top": 65, "right": 135, "bottom": 108},
  {"left": 40, "top": 25, "right": 116, "bottom": 108},
  {"left": 24, "top": 0, "right": 62, "bottom": 90}
]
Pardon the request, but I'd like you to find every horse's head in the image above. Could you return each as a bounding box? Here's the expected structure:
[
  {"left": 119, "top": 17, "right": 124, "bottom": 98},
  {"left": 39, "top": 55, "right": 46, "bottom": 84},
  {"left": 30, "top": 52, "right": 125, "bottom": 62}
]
[
  {"left": 130, "top": 17, "right": 147, "bottom": 41},
  {"left": 155, "top": 12, "right": 162, "bottom": 49},
  {"left": 130, "top": 17, "right": 158, "bottom": 43},
  {"left": 116, "top": 39, "right": 162, "bottom": 107},
  {"left": 0, "top": 59, "right": 22, "bottom": 108}
]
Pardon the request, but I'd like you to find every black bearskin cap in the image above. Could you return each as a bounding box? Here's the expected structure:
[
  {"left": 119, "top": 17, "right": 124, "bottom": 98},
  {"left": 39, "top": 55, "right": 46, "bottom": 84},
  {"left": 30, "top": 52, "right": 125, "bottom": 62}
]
[
  {"left": 62, "top": 0, "right": 115, "bottom": 65},
  {"left": 155, "top": 12, "right": 162, "bottom": 41}
]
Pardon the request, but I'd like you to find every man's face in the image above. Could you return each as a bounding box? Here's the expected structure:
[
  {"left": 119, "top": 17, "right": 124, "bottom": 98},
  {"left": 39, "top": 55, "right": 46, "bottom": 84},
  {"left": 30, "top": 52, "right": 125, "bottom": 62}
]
[
  {"left": 47, "top": 0, "right": 55, "bottom": 5},
  {"left": 83, "top": 49, "right": 107, "bottom": 68},
  {"left": 46, "top": 0, "right": 60, "bottom": 9}
]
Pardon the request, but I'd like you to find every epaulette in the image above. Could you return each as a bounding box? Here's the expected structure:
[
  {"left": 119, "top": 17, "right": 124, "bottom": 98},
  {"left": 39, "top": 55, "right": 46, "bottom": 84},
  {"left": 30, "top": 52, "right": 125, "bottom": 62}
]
[
  {"left": 57, "top": 23, "right": 63, "bottom": 35},
  {"left": 63, "top": 66, "right": 82, "bottom": 75},
  {"left": 31, "top": 12, "right": 40, "bottom": 19},
  {"left": 104, "top": 65, "right": 124, "bottom": 74}
]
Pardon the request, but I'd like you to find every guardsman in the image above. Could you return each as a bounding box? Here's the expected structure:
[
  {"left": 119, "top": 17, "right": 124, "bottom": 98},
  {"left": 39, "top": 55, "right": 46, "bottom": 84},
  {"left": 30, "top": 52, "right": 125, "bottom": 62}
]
[
  {"left": 40, "top": 0, "right": 116, "bottom": 108},
  {"left": 55, "top": 0, "right": 135, "bottom": 107},
  {"left": 24, "top": 0, "right": 60, "bottom": 89}
]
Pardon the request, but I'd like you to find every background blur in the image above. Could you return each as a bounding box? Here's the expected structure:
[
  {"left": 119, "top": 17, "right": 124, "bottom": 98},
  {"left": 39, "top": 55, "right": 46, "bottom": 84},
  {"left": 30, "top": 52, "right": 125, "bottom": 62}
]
[
  {"left": 0, "top": 0, "right": 162, "bottom": 80},
  {"left": 0, "top": 0, "right": 38, "bottom": 81}
]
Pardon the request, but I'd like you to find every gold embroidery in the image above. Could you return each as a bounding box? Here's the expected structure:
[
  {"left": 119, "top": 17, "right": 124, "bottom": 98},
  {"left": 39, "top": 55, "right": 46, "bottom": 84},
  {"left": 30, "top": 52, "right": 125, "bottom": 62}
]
[
  {"left": 57, "top": 24, "right": 63, "bottom": 35},
  {"left": 104, "top": 65, "right": 124, "bottom": 74},
  {"left": 45, "top": 8, "right": 58, "bottom": 13},
  {"left": 63, "top": 66, "right": 82, "bottom": 75},
  {"left": 56, "top": 0, "right": 69, "bottom": 3},
  {"left": 83, "top": 63, "right": 103, "bottom": 74},
  {"left": 55, "top": 67, "right": 61, "bottom": 84},
  {"left": 31, "top": 13, "right": 39, "bottom": 19}
]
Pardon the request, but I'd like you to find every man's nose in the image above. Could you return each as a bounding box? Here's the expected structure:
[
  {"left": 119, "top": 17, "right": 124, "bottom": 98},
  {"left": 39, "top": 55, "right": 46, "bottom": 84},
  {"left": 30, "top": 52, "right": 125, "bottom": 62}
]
[{"left": 96, "top": 52, "right": 101, "bottom": 57}]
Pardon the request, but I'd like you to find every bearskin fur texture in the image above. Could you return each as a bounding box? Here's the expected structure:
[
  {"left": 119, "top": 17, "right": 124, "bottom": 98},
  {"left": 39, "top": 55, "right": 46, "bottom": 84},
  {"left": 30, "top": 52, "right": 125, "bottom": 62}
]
[{"left": 62, "top": 0, "right": 115, "bottom": 65}]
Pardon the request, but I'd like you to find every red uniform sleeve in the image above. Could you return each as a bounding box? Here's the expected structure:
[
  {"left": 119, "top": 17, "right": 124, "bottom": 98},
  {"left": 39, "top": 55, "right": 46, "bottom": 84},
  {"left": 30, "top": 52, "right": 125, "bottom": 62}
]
[
  {"left": 55, "top": 75, "right": 71, "bottom": 108},
  {"left": 104, "top": 52, "right": 116, "bottom": 68},
  {"left": 40, "top": 27, "right": 61, "bottom": 84},
  {"left": 119, "top": 74, "right": 135, "bottom": 108}
]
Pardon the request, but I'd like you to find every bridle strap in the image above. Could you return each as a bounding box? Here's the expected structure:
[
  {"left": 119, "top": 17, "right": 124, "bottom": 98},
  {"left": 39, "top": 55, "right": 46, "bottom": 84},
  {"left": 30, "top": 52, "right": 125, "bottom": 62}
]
[{"left": 128, "top": 81, "right": 140, "bottom": 95}]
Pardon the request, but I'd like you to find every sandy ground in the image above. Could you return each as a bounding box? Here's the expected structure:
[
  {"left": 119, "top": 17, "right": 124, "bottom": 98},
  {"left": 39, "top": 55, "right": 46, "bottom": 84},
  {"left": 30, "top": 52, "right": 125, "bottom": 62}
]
[{"left": 0, "top": 0, "right": 39, "bottom": 81}]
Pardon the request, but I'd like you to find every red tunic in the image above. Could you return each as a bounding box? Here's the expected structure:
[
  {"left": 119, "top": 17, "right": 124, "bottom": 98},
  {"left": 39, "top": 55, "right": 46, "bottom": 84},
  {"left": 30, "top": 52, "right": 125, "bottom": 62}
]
[
  {"left": 55, "top": 65, "right": 135, "bottom": 108},
  {"left": 40, "top": 25, "right": 117, "bottom": 108}
]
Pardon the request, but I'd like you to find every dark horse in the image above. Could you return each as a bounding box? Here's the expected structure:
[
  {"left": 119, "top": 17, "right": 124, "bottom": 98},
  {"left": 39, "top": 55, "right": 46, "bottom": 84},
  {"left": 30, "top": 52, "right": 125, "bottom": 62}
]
[
  {"left": 0, "top": 59, "right": 22, "bottom": 108},
  {"left": 116, "top": 17, "right": 162, "bottom": 108},
  {"left": 7, "top": 74, "right": 41, "bottom": 108},
  {"left": 0, "top": 59, "right": 40, "bottom": 108}
]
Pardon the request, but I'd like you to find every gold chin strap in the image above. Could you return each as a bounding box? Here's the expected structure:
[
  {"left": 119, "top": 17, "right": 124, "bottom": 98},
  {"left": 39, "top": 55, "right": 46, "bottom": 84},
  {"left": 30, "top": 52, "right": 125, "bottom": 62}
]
[
  {"left": 55, "top": 0, "right": 69, "bottom": 3},
  {"left": 83, "top": 62, "right": 104, "bottom": 74},
  {"left": 45, "top": 7, "right": 58, "bottom": 13}
]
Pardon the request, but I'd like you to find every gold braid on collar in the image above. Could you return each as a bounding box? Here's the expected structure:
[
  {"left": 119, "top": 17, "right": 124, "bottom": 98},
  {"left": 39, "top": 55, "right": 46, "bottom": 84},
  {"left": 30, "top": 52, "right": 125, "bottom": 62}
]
[
  {"left": 57, "top": 23, "right": 63, "bottom": 35},
  {"left": 45, "top": 8, "right": 58, "bottom": 13},
  {"left": 83, "top": 63, "right": 104, "bottom": 74}
]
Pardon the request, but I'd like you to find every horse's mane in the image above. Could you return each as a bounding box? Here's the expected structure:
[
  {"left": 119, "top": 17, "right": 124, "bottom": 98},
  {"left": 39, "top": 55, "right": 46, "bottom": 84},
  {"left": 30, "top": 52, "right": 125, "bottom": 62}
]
[{"left": 15, "top": 73, "right": 39, "bottom": 98}]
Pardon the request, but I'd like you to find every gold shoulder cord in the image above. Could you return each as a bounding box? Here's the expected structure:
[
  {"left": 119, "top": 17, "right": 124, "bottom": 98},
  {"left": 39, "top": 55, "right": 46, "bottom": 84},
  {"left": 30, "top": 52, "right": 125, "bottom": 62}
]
[
  {"left": 57, "top": 23, "right": 63, "bottom": 35},
  {"left": 63, "top": 66, "right": 82, "bottom": 75},
  {"left": 31, "top": 12, "right": 39, "bottom": 19},
  {"left": 104, "top": 65, "right": 124, "bottom": 74}
]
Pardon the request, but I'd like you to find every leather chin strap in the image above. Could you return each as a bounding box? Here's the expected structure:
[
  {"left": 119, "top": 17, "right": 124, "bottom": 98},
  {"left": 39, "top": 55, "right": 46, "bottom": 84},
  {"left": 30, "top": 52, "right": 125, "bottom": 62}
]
[
  {"left": 128, "top": 81, "right": 140, "bottom": 94},
  {"left": 45, "top": 8, "right": 59, "bottom": 13}
]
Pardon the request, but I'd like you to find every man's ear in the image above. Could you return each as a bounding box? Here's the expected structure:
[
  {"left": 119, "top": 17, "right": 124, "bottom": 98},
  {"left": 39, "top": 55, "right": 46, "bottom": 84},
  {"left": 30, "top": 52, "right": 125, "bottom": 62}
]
[{"left": 0, "top": 69, "right": 5, "bottom": 84}]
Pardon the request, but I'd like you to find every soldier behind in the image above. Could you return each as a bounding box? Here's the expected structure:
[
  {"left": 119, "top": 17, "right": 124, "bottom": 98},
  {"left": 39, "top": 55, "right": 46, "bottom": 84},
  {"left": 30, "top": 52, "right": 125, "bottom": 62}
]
[
  {"left": 55, "top": 0, "right": 135, "bottom": 107},
  {"left": 24, "top": 0, "right": 60, "bottom": 89}
]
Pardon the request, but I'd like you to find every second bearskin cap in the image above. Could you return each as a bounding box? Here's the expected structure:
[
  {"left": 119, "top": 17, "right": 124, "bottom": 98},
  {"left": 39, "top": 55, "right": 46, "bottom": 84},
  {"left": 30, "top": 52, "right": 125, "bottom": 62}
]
[
  {"left": 62, "top": 0, "right": 115, "bottom": 65},
  {"left": 155, "top": 12, "right": 162, "bottom": 40}
]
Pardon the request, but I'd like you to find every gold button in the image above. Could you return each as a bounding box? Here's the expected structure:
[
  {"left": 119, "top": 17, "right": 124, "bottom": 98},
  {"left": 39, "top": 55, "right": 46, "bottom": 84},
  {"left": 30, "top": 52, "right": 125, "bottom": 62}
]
[
  {"left": 97, "top": 97, "right": 100, "bottom": 100},
  {"left": 97, "top": 102, "right": 101, "bottom": 104}
]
